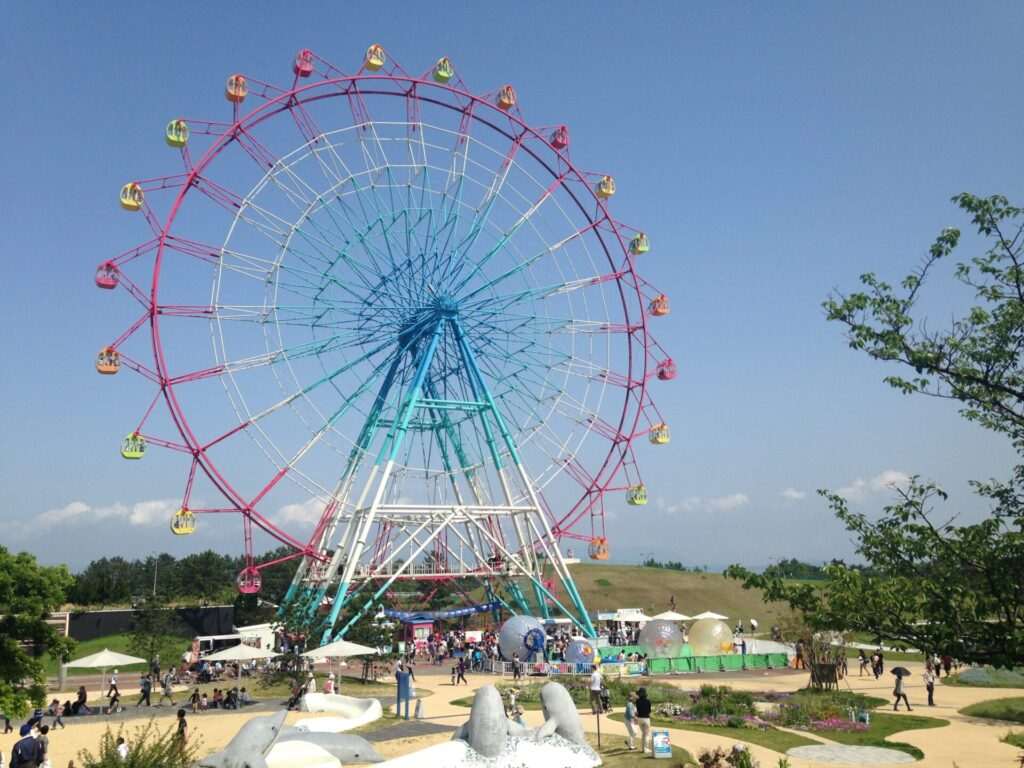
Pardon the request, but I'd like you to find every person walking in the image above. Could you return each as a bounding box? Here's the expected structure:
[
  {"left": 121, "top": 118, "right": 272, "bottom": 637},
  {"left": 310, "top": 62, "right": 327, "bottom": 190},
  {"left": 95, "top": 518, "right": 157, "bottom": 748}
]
[
  {"left": 136, "top": 675, "right": 152, "bottom": 707},
  {"left": 588, "top": 665, "right": 603, "bottom": 715},
  {"left": 455, "top": 656, "right": 468, "bottom": 686},
  {"left": 924, "top": 667, "right": 936, "bottom": 706},
  {"left": 107, "top": 670, "right": 120, "bottom": 699},
  {"left": 512, "top": 653, "right": 522, "bottom": 682},
  {"left": 188, "top": 688, "right": 200, "bottom": 714},
  {"left": 157, "top": 673, "right": 176, "bottom": 707},
  {"left": 635, "top": 687, "right": 652, "bottom": 753},
  {"left": 893, "top": 673, "right": 912, "bottom": 711},
  {"left": 858, "top": 650, "right": 869, "bottom": 676},
  {"left": 623, "top": 692, "right": 638, "bottom": 750},
  {"left": 794, "top": 640, "right": 806, "bottom": 669},
  {"left": 173, "top": 709, "right": 188, "bottom": 748}
]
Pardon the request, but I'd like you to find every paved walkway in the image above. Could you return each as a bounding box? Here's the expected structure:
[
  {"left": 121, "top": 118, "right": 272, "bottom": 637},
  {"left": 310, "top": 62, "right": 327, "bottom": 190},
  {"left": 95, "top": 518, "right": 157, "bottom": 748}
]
[
  {"left": 408, "top": 661, "right": 1024, "bottom": 767},
  {"left": 787, "top": 744, "right": 916, "bottom": 764},
  {"left": 42, "top": 662, "right": 1024, "bottom": 766}
]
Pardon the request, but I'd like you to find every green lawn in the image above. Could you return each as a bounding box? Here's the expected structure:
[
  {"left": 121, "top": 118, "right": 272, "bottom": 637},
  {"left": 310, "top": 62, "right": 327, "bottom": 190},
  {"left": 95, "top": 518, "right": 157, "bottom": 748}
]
[
  {"left": 591, "top": 734, "right": 694, "bottom": 767},
  {"left": 960, "top": 696, "right": 1024, "bottom": 724},
  {"left": 609, "top": 713, "right": 820, "bottom": 753},
  {"left": 943, "top": 668, "right": 1024, "bottom": 688},
  {"left": 51, "top": 632, "right": 192, "bottom": 677},
  {"left": 821, "top": 711, "right": 947, "bottom": 759},
  {"left": 1003, "top": 730, "right": 1024, "bottom": 749}
]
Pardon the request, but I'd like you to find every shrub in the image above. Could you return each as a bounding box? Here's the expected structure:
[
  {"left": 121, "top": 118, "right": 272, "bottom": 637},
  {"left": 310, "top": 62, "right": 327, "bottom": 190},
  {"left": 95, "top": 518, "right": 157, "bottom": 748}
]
[
  {"left": 690, "top": 685, "right": 756, "bottom": 719},
  {"left": 79, "top": 720, "right": 199, "bottom": 768},
  {"left": 950, "top": 667, "right": 1024, "bottom": 688}
]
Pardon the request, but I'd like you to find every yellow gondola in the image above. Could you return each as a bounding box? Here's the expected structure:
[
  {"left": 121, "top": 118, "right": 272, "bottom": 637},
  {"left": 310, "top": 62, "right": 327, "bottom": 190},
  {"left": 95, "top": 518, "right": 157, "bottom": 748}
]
[
  {"left": 588, "top": 537, "right": 610, "bottom": 560},
  {"left": 165, "top": 119, "right": 189, "bottom": 148},
  {"left": 120, "top": 433, "right": 146, "bottom": 460},
  {"left": 433, "top": 56, "right": 454, "bottom": 83},
  {"left": 225, "top": 74, "right": 248, "bottom": 103},
  {"left": 596, "top": 175, "right": 616, "bottom": 199},
  {"left": 649, "top": 423, "right": 670, "bottom": 445},
  {"left": 629, "top": 233, "right": 650, "bottom": 256},
  {"left": 170, "top": 509, "right": 196, "bottom": 535},
  {"left": 119, "top": 182, "right": 143, "bottom": 211},
  {"left": 496, "top": 85, "right": 516, "bottom": 111},
  {"left": 96, "top": 347, "right": 120, "bottom": 375},
  {"left": 364, "top": 44, "right": 386, "bottom": 71},
  {"left": 627, "top": 484, "right": 648, "bottom": 505}
]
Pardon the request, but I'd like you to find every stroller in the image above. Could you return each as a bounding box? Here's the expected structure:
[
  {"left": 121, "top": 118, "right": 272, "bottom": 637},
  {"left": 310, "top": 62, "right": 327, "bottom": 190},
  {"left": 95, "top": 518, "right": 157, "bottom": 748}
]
[
  {"left": 598, "top": 685, "right": 612, "bottom": 714},
  {"left": 108, "top": 691, "right": 123, "bottom": 713}
]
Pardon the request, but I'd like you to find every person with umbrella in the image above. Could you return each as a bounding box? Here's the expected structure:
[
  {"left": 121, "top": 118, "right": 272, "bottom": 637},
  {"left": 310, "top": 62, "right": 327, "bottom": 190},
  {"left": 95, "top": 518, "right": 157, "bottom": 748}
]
[{"left": 892, "top": 667, "right": 913, "bottom": 711}]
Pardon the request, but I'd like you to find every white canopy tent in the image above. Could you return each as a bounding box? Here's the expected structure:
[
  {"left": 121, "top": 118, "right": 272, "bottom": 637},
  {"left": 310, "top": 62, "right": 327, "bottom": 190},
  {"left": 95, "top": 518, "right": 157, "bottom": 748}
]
[
  {"left": 690, "top": 611, "right": 729, "bottom": 621},
  {"left": 652, "top": 610, "right": 692, "bottom": 621}
]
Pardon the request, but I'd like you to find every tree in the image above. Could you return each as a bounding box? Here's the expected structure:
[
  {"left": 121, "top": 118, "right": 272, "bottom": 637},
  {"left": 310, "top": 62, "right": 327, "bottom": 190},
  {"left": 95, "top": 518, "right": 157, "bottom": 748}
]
[
  {"left": 0, "top": 548, "right": 76, "bottom": 718},
  {"left": 728, "top": 194, "right": 1024, "bottom": 668},
  {"left": 127, "top": 596, "right": 177, "bottom": 665}
]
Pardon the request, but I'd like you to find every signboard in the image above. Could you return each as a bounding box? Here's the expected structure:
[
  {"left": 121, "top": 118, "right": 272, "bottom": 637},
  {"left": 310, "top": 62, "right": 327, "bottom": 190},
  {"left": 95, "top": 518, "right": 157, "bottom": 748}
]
[{"left": 652, "top": 729, "right": 672, "bottom": 759}]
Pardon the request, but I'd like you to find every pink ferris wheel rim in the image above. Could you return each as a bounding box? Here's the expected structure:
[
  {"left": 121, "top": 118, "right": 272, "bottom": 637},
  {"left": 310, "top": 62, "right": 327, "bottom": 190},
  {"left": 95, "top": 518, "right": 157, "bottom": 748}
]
[{"left": 107, "top": 50, "right": 671, "bottom": 575}]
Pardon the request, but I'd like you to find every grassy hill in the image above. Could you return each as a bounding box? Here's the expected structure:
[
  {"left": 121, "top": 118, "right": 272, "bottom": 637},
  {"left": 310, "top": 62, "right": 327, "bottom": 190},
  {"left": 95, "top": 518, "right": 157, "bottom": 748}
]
[{"left": 501, "top": 562, "right": 796, "bottom": 627}]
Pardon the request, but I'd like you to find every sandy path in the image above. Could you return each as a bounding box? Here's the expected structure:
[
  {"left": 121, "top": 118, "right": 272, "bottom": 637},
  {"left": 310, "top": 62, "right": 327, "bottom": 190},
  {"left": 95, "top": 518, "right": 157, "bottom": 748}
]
[{"left": 8, "top": 663, "right": 1022, "bottom": 768}]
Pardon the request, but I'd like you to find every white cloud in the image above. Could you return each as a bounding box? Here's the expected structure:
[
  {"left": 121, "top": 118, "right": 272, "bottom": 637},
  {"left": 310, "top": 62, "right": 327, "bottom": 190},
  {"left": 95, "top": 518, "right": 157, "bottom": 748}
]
[
  {"left": 656, "top": 493, "right": 749, "bottom": 515},
  {"left": 781, "top": 488, "right": 806, "bottom": 501},
  {"left": 276, "top": 497, "right": 325, "bottom": 525},
  {"left": 17, "top": 498, "right": 179, "bottom": 538},
  {"left": 836, "top": 470, "right": 911, "bottom": 502}
]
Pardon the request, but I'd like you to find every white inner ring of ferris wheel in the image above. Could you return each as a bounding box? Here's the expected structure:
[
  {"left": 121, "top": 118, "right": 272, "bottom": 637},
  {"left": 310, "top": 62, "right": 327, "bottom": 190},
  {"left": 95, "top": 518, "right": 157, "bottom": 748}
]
[{"left": 210, "top": 119, "right": 616, "bottom": 503}]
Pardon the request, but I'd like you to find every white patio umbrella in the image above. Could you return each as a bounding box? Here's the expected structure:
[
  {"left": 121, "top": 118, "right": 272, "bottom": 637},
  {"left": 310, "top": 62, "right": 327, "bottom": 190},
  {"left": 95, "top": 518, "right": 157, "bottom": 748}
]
[
  {"left": 301, "top": 638, "right": 379, "bottom": 659},
  {"left": 202, "top": 643, "right": 278, "bottom": 679},
  {"left": 690, "top": 611, "right": 729, "bottom": 621},
  {"left": 66, "top": 648, "right": 147, "bottom": 701},
  {"left": 652, "top": 610, "right": 692, "bottom": 621}
]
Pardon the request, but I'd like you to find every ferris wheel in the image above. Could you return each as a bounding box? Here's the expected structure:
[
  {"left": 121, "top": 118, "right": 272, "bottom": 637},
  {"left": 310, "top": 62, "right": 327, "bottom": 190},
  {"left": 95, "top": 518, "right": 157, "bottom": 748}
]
[{"left": 97, "top": 46, "right": 675, "bottom": 639}]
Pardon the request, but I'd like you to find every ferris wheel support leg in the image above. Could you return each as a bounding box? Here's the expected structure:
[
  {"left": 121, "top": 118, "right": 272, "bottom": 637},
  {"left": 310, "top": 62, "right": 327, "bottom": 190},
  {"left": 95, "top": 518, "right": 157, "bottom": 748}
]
[
  {"left": 334, "top": 511, "right": 458, "bottom": 640},
  {"left": 324, "top": 321, "right": 446, "bottom": 635},
  {"left": 505, "top": 581, "right": 531, "bottom": 616}
]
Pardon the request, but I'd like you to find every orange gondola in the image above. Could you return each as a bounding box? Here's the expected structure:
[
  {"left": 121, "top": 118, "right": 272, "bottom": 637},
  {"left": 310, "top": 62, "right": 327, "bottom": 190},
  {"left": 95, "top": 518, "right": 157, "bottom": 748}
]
[
  {"left": 649, "top": 294, "right": 670, "bottom": 316},
  {"left": 588, "top": 537, "right": 610, "bottom": 560},
  {"left": 496, "top": 85, "right": 516, "bottom": 111},
  {"left": 225, "top": 74, "right": 248, "bottom": 103},
  {"left": 96, "top": 347, "right": 120, "bottom": 375}
]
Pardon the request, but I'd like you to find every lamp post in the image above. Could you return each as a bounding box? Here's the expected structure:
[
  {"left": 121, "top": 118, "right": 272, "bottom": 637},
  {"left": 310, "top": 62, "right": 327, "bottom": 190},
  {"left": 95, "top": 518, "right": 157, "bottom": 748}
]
[{"left": 152, "top": 552, "right": 159, "bottom": 597}]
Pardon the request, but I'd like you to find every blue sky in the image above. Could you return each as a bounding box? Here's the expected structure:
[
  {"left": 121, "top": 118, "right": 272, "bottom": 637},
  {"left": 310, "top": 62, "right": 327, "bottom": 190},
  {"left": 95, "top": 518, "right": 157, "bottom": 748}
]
[{"left": 2, "top": 2, "right": 1022, "bottom": 573}]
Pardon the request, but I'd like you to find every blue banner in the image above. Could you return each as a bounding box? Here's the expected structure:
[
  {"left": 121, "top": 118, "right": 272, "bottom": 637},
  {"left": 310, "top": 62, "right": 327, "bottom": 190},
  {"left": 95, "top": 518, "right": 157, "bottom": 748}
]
[{"left": 383, "top": 602, "right": 502, "bottom": 623}]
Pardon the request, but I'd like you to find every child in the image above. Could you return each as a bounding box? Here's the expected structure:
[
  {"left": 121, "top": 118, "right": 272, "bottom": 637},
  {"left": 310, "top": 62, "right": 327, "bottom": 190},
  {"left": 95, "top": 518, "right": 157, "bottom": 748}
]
[
  {"left": 450, "top": 666, "right": 457, "bottom": 686},
  {"left": 188, "top": 688, "right": 200, "bottom": 714},
  {"left": 199, "top": 692, "right": 208, "bottom": 712}
]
